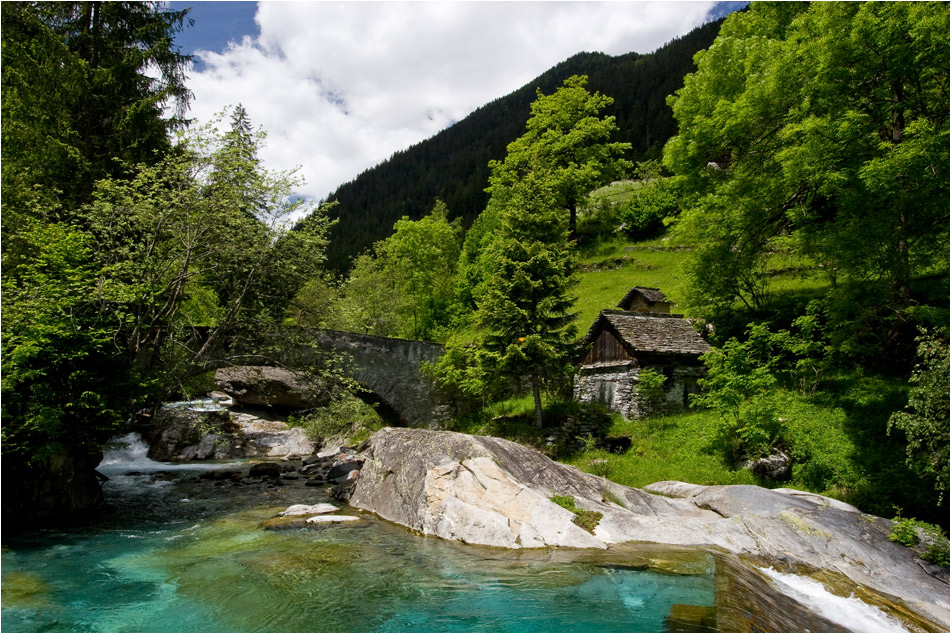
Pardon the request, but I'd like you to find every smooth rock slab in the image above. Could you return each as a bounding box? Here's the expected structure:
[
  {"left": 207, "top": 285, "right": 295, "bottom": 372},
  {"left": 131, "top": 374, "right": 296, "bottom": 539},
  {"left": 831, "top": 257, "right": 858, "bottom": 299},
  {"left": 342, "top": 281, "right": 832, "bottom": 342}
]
[{"left": 348, "top": 427, "right": 950, "bottom": 631}]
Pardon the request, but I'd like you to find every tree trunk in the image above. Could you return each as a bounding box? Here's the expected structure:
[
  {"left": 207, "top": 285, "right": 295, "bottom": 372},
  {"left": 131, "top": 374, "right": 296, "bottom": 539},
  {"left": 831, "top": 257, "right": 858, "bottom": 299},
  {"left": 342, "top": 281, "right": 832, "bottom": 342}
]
[
  {"left": 568, "top": 199, "right": 578, "bottom": 240},
  {"left": 890, "top": 82, "right": 912, "bottom": 307},
  {"left": 531, "top": 372, "right": 544, "bottom": 429}
]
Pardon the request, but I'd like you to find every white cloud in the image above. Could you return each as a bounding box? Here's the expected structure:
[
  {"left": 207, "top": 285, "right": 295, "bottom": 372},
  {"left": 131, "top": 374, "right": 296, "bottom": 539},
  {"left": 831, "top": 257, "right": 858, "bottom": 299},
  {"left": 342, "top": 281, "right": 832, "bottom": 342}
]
[{"left": 185, "top": 1, "right": 719, "bottom": 204}]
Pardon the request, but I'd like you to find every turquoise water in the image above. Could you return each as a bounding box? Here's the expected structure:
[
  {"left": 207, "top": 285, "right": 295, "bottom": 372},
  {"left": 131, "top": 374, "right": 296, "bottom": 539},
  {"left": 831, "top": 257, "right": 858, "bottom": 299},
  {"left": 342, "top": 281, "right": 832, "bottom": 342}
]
[{"left": 2, "top": 445, "right": 717, "bottom": 633}]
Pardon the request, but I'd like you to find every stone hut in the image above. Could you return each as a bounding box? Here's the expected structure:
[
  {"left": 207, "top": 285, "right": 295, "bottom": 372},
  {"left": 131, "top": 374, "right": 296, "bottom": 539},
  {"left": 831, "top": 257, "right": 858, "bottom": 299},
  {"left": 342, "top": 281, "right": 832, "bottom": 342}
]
[
  {"left": 574, "top": 308, "right": 710, "bottom": 419},
  {"left": 616, "top": 286, "right": 673, "bottom": 314}
]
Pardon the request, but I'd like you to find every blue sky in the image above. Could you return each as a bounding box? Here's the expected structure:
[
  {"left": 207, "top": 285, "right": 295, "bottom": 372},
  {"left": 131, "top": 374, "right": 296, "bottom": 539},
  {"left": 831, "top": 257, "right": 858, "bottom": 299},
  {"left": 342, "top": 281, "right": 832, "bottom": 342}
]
[
  {"left": 164, "top": 2, "right": 744, "bottom": 207},
  {"left": 167, "top": 2, "right": 259, "bottom": 61}
]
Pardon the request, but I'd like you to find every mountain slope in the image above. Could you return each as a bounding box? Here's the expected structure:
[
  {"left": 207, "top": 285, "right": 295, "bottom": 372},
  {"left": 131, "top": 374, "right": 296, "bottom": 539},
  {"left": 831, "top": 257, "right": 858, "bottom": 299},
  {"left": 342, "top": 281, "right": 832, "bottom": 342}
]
[{"left": 324, "top": 19, "right": 724, "bottom": 272}]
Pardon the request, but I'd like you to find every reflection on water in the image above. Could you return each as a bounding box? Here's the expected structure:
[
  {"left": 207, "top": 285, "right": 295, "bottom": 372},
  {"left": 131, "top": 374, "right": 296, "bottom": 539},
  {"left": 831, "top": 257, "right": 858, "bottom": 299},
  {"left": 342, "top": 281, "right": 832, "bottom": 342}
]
[{"left": 0, "top": 436, "right": 913, "bottom": 633}]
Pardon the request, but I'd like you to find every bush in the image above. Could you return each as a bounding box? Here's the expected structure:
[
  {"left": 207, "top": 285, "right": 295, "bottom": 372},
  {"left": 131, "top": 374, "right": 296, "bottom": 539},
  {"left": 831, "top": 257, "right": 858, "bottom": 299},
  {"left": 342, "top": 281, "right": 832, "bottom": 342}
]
[
  {"left": 617, "top": 162, "right": 680, "bottom": 239},
  {"left": 291, "top": 392, "right": 384, "bottom": 445},
  {"left": 888, "top": 330, "right": 950, "bottom": 504},
  {"left": 889, "top": 516, "right": 950, "bottom": 568}
]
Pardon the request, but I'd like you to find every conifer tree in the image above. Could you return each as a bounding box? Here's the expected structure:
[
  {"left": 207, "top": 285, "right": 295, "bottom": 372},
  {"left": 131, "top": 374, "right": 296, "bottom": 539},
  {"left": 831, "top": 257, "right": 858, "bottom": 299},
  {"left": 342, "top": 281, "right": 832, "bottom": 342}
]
[{"left": 477, "top": 168, "right": 578, "bottom": 428}]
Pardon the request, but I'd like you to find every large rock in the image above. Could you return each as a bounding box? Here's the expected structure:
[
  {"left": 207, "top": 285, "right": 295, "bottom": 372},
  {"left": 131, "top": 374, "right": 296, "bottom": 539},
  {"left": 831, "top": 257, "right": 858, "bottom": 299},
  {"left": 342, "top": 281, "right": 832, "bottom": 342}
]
[
  {"left": 348, "top": 428, "right": 950, "bottom": 631},
  {"left": 215, "top": 365, "right": 323, "bottom": 409},
  {"left": 137, "top": 406, "right": 315, "bottom": 462}
]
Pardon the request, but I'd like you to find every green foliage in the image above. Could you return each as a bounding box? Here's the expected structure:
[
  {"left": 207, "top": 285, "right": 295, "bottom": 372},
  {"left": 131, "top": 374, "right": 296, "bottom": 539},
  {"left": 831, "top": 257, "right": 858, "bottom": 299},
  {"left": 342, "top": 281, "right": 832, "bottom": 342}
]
[
  {"left": 377, "top": 200, "right": 462, "bottom": 340},
  {"left": 285, "top": 273, "right": 343, "bottom": 329},
  {"left": 1, "top": 101, "right": 339, "bottom": 467},
  {"left": 0, "top": 1, "right": 200, "bottom": 468},
  {"left": 327, "top": 200, "right": 462, "bottom": 341},
  {"left": 635, "top": 368, "right": 667, "bottom": 407},
  {"left": 617, "top": 161, "right": 680, "bottom": 239},
  {"left": 666, "top": 2, "right": 950, "bottom": 357},
  {"left": 0, "top": 222, "right": 147, "bottom": 461},
  {"left": 550, "top": 495, "right": 603, "bottom": 533},
  {"left": 476, "top": 168, "right": 580, "bottom": 428},
  {"left": 455, "top": 198, "right": 504, "bottom": 312},
  {"left": 692, "top": 318, "right": 833, "bottom": 461},
  {"left": 889, "top": 517, "right": 950, "bottom": 568},
  {"left": 291, "top": 392, "right": 384, "bottom": 445},
  {"left": 178, "top": 372, "right": 218, "bottom": 400},
  {"left": 888, "top": 330, "right": 950, "bottom": 504},
  {"left": 0, "top": 2, "right": 192, "bottom": 213},
  {"left": 488, "top": 75, "right": 632, "bottom": 236}
]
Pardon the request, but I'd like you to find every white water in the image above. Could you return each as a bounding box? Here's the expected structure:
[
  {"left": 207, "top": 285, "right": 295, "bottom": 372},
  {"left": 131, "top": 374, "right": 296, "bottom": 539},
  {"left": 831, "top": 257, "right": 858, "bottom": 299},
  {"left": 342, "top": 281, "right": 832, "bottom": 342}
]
[
  {"left": 98, "top": 432, "right": 240, "bottom": 475},
  {"left": 162, "top": 397, "right": 230, "bottom": 412},
  {"left": 759, "top": 567, "right": 910, "bottom": 633}
]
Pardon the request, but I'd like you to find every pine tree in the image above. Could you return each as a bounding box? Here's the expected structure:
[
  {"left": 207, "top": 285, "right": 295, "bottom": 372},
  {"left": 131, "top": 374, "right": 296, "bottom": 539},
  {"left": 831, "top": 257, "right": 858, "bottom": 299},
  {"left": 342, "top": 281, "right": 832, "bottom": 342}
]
[{"left": 477, "top": 168, "right": 578, "bottom": 428}]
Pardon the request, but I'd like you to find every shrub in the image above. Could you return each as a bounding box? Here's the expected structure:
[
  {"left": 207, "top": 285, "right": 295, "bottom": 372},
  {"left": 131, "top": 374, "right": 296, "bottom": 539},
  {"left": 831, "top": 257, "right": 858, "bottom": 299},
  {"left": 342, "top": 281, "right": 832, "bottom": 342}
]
[
  {"left": 889, "top": 516, "right": 950, "bottom": 568},
  {"left": 888, "top": 329, "right": 950, "bottom": 504},
  {"left": 291, "top": 392, "right": 384, "bottom": 444}
]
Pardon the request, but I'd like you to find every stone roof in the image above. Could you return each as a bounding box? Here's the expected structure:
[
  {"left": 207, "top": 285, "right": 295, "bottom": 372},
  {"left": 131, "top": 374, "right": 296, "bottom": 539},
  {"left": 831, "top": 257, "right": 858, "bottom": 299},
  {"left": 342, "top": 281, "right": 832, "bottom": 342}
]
[
  {"left": 585, "top": 310, "right": 711, "bottom": 356},
  {"left": 617, "top": 286, "right": 670, "bottom": 308}
]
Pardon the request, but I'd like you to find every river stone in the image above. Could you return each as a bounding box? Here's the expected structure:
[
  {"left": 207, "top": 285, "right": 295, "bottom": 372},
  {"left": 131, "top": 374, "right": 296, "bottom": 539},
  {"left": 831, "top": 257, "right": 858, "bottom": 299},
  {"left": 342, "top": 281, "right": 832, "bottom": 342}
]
[
  {"left": 229, "top": 413, "right": 316, "bottom": 457},
  {"left": 279, "top": 503, "right": 338, "bottom": 517},
  {"left": 327, "top": 461, "right": 364, "bottom": 482},
  {"left": 741, "top": 450, "right": 792, "bottom": 481},
  {"left": 347, "top": 427, "right": 950, "bottom": 631},
  {"left": 137, "top": 406, "right": 314, "bottom": 461},
  {"left": 305, "top": 515, "right": 361, "bottom": 524},
  {"left": 248, "top": 462, "right": 283, "bottom": 479}
]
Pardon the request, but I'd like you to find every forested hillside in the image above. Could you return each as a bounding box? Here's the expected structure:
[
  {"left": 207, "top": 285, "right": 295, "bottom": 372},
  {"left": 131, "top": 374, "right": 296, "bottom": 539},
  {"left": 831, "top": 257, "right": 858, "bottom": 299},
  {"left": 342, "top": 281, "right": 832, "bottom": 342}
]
[{"left": 323, "top": 19, "right": 724, "bottom": 271}]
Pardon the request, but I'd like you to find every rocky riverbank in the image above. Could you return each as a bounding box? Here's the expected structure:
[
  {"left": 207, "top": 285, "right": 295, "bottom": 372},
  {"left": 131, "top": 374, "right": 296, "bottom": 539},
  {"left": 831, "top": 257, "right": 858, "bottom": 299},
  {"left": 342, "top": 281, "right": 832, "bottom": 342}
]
[{"left": 343, "top": 427, "right": 950, "bottom": 631}]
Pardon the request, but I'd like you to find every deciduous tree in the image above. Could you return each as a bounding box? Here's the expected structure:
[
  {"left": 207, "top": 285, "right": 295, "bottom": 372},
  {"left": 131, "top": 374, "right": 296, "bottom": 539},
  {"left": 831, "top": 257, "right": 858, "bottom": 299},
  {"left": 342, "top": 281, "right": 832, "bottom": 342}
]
[
  {"left": 488, "top": 75, "right": 632, "bottom": 237},
  {"left": 665, "top": 3, "right": 949, "bottom": 353}
]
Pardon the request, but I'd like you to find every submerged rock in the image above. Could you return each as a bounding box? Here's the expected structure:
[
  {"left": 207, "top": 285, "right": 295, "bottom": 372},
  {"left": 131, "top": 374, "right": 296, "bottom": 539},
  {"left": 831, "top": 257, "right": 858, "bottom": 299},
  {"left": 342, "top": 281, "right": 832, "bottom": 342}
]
[
  {"left": 346, "top": 427, "right": 950, "bottom": 631},
  {"left": 248, "top": 462, "right": 283, "bottom": 479},
  {"left": 306, "top": 515, "right": 362, "bottom": 524}
]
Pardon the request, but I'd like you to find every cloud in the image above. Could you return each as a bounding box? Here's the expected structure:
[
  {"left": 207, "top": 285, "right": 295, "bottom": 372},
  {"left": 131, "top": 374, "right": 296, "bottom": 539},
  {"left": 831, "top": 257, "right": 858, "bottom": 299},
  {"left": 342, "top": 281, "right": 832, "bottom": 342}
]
[{"left": 184, "top": 1, "right": 720, "bottom": 204}]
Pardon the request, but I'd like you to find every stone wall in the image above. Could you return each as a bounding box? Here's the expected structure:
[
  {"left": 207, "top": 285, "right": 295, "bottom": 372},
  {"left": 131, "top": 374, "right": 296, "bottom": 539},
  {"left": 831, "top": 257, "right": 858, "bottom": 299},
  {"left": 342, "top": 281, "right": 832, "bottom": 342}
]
[{"left": 574, "top": 362, "right": 705, "bottom": 419}]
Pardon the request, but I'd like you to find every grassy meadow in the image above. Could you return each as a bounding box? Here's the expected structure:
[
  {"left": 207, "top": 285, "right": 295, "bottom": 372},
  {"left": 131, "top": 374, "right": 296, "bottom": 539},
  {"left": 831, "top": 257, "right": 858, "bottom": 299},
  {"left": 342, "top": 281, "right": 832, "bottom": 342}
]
[{"left": 498, "top": 214, "right": 944, "bottom": 525}]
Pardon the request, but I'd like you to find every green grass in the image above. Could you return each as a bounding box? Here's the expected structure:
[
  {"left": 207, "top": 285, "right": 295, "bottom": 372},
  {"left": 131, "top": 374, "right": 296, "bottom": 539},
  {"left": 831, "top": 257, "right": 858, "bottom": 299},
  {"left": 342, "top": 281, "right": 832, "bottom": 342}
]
[
  {"left": 571, "top": 231, "right": 842, "bottom": 334},
  {"left": 562, "top": 409, "right": 758, "bottom": 488},
  {"left": 574, "top": 233, "right": 691, "bottom": 331},
  {"left": 550, "top": 495, "right": 603, "bottom": 533},
  {"left": 587, "top": 179, "right": 643, "bottom": 205}
]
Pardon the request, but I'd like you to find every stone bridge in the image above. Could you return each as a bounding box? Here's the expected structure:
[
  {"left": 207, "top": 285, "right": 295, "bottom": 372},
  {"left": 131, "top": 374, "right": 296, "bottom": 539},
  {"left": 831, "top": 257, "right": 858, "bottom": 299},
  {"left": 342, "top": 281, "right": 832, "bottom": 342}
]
[
  {"left": 311, "top": 329, "right": 472, "bottom": 428},
  {"left": 192, "top": 327, "right": 472, "bottom": 428}
]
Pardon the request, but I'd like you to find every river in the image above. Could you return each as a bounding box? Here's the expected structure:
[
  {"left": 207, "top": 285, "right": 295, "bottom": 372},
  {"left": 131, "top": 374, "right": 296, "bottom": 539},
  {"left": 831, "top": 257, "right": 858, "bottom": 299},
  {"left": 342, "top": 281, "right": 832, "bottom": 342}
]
[{"left": 1, "top": 432, "right": 909, "bottom": 632}]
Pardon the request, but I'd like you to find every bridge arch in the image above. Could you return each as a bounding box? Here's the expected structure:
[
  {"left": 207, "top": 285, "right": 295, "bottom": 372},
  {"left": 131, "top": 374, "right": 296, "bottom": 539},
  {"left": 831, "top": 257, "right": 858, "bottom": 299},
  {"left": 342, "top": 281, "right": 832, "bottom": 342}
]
[{"left": 313, "top": 330, "right": 471, "bottom": 428}]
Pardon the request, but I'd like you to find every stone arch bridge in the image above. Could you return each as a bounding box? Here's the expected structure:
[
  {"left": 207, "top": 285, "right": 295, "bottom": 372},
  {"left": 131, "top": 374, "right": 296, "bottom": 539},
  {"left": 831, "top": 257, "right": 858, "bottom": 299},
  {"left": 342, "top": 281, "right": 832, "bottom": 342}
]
[
  {"left": 194, "top": 327, "right": 473, "bottom": 427},
  {"left": 312, "top": 329, "right": 473, "bottom": 428}
]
